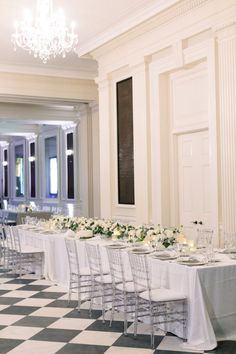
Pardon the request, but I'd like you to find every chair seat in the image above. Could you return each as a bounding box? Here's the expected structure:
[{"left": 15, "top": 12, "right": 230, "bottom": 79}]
[
  {"left": 139, "top": 288, "right": 186, "bottom": 302},
  {"left": 116, "top": 281, "right": 145, "bottom": 293},
  {"left": 72, "top": 267, "right": 91, "bottom": 277},
  {"left": 20, "top": 245, "right": 44, "bottom": 254},
  {"left": 95, "top": 274, "right": 114, "bottom": 284}
]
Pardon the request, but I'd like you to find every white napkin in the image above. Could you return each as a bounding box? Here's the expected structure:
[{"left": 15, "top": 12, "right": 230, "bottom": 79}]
[{"left": 65, "top": 229, "right": 76, "bottom": 237}]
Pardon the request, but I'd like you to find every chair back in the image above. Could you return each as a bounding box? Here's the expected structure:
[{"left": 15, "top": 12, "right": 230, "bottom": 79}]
[
  {"left": 106, "top": 247, "right": 125, "bottom": 285},
  {"left": 65, "top": 238, "right": 80, "bottom": 276},
  {"left": 4, "top": 226, "right": 15, "bottom": 250},
  {"left": 11, "top": 227, "right": 21, "bottom": 252},
  {"left": 85, "top": 243, "right": 103, "bottom": 277},
  {"left": 196, "top": 228, "right": 213, "bottom": 249},
  {"left": 128, "top": 252, "right": 151, "bottom": 297}
]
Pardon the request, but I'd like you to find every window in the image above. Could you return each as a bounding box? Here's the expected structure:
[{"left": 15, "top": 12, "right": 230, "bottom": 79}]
[
  {"left": 49, "top": 157, "right": 58, "bottom": 196},
  {"left": 3, "top": 149, "right": 8, "bottom": 197},
  {"left": 15, "top": 144, "right": 24, "bottom": 197},
  {"left": 116, "top": 77, "right": 135, "bottom": 205},
  {"left": 45, "top": 136, "right": 58, "bottom": 198},
  {"left": 29, "top": 142, "right": 36, "bottom": 198},
  {"left": 66, "top": 132, "right": 74, "bottom": 199}
]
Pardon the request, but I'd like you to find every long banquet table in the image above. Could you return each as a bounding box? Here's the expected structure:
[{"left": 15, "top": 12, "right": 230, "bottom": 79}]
[
  {"left": 18, "top": 226, "right": 236, "bottom": 351},
  {"left": 0, "top": 210, "right": 53, "bottom": 224}
]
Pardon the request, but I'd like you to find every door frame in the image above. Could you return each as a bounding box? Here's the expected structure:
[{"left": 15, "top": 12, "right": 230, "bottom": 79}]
[{"left": 149, "top": 38, "right": 219, "bottom": 244}]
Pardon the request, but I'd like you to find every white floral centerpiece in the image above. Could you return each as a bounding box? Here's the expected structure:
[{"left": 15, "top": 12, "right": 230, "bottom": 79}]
[{"left": 49, "top": 215, "right": 185, "bottom": 246}]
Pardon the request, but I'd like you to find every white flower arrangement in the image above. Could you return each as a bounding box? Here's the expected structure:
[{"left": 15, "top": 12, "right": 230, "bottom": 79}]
[{"left": 50, "top": 216, "right": 184, "bottom": 247}]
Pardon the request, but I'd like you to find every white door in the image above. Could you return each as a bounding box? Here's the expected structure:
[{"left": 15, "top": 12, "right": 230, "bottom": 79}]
[{"left": 178, "top": 130, "right": 214, "bottom": 242}]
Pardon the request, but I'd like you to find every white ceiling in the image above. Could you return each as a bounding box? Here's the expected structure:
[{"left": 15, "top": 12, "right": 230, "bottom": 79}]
[
  {"left": 0, "top": 0, "right": 179, "bottom": 78},
  {"left": 0, "top": 0, "right": 179, "bottom": 140}
]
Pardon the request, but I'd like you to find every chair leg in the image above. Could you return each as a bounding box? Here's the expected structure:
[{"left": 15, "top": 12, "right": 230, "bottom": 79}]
[
  {"left": 123, "top": 292, "right": 128, "bottom": 336},
  {"left": 77, "top": 277, "right": 81, "bottom": 312},
  {"left": 150, "top": 303, "right": 155, "bottom": 349},
  {"left": 134, "top": 296, "right": 139, "bottom": 338},
  {"left": 109, "top": 287, "right": 116, "bottom": 327}
]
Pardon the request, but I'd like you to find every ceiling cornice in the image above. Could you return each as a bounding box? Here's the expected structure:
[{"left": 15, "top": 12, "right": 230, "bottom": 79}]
[
  {"left": 77, "top": 0, "right": 181, "bottom": 56},
  {"left": 0, "top": 62, "right": 97, "bottom": 80}
]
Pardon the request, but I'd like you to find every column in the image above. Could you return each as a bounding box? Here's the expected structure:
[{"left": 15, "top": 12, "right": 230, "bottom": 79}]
[
  {"left": 96, "top": 77, "right": 112, "bottom": 218},
  {"left": 217, "top": 23, "right": 236, "bottom": 232},
  {"left": 131, "top": 59, "right": 151, "bottom": 224}
]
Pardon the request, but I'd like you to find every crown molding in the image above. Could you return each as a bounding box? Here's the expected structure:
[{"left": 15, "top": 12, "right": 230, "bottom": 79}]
[
  {"left": 89, "top": 0, "right": 209, "bottom": 59},
  {"left": 0, "top": 61, "right": 98, "bottom": 80},
  {"left": 78, "top": 0, "right": 181, "bottom": 56}
]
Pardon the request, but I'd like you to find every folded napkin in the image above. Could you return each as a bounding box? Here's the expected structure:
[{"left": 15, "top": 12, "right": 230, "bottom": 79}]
[{"left": 65, "top": 229, "right": 76, "bottom": 237}]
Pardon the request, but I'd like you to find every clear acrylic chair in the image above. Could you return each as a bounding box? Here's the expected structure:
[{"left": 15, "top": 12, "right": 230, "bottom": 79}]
[
  {"left": 65, "top": 237, "right": 92, "bottom": 311},
  {"left": 224, "top": 232, "right": 236, "bottom": 253},
  {"left": 196, "top": 228, "right": 213, "bottom": 249},
  {"left": 11, "top": 226, "right": 44, "bottom": 277},
  {"left": 3, "top": 226, "right": 17, "bottom": 271},
  {"left": 128, "top": 252, "right": 187, "bottom": 348},
  {"left": 85, "top": 242, "right": 112, "bottom": 322},
  {"left": 106, "top": 246, "right": 137, "bottom": 334}
]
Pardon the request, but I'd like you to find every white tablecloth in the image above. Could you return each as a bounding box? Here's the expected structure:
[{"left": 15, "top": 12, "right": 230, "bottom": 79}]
[{"left": 18, "top": 227, "right": 236, "bottom": 351}]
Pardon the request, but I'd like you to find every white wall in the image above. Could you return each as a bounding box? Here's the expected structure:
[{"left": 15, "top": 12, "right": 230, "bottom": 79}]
[{"left": 91, "top": 0, "right": 236, "bottom": 243}]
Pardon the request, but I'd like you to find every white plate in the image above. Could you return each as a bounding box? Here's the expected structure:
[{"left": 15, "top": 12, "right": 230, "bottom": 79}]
[
  {"left": 130, "top": 248, "right": 153, "bottom": 254},
  {"left": 108, "top": 243, "right": 127, "bottom": 249},
  {"left": 152, "top": 254, "right": 178, "bottom": 260},
  {"left": 178, "top": 260, "right": 207, "bottom": 266}
]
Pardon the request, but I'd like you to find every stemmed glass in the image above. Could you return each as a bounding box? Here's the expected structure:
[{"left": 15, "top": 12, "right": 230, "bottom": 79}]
[{"left": 196, "top": 228, "right": 214, "bottom": 264}]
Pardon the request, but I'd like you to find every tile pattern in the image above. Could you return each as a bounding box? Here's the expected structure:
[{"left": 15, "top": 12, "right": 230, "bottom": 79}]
[{"left": 0, "top": 270, "right": 234, "bottom": 354}]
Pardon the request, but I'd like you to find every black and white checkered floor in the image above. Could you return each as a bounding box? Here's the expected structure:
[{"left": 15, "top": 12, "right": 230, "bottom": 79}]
[{"left": 0, "top": 270, "right": 234, "bottom": 354}]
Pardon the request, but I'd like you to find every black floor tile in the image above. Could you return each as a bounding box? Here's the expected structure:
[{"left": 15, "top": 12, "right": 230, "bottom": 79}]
[
  {"left": 0, "top": 305, "right": 39, "bottom": 315},
  {"left": 86, "top": 320, "right": 126, "bottom": 333},
  {"left": 0, "top": 338, "right": 23, "bottom": 353},
  {"left": 17, "top": 284, "right": 50, "bottom": 291},
  {"left": 154, "top": 351, "right": 197, "bottom": 354},
  {"left": 0, "top": 290, "right": 11, "bottom": 296},
  {"left": 205, "top": 340, "right": 236, "bottom": 354},
  {"left": 46, "top": 299, "right": 78, "bottom": 308},
  {"left": 13, "top": 315, "right": 58, "bottom": 328},
  {"left": 56, "top": 343, "right": 109, "bottom": 354},
  {"left": 113, "top": 333, "right": 163, "bottom": 349},
  {"left": 0, "top": 297, "right": 23, "bottom": 305},
  {"left": 0, "top": 273, "right": 19, "bottom": 278},
  {"left": 6, "top": 278, "right": 35, "bottom": 284},
  {"left": 30, "top": 328, "right": 80, "bottom": 342},
  {"left": 65, "top": 308, "right": 102, "bottom": 319},
  {"left": 31, "top": 291, "right": 66, "bottom": 299}
]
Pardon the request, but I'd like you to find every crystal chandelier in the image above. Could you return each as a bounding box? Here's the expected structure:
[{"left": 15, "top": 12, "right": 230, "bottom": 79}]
[{"left": 12, "top": 0, "right": 78, "bottom": 63}]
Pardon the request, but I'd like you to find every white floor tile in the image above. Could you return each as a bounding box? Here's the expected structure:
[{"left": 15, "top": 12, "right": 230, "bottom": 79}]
[
  {"left": 79, "top": 301, "right": 92, "bottom": 309},
  {"left": 16, "top": 298, "right": 54, "bottom": 307},
  {"left": 0, "top": 305, "right": 9, "bottom": 312},
  {"left": 105, "top": 347, "right": 154, "bottom": 354},
  {"left": 41, "top": 285, "right": 67, "bottom": 293},
  {"left": 58, "top": 293, "right": 77, "bottom": 301},
  {"left": 1, "top": 290, "right": 37, "bottom": 298},
  {"left": 30, "top": 279, "right": 55, "bottom": 286},
  {"left": 48, "top": 317, "right": 95, "bottom": 330},
  {"left": 0, "top": 284, "right": 25, "bottom": 291},
  {"left": 0, "top": 278, "right": 14, "bottom": 284},
  {"left": 0, "top": 325, "right": 42, "bottom": 340},
  {"left": 127, "top": 322, "right": 165, "bottom": 336},
  {"left": 0, "top": 314, "right": 24, "bottom": 326},
  {"left": 157, "top": 336, "right": 203, "bottom": 353},
  {"left": 20, "top": 274, "right": 40, "bottom": 280},
  {"left": 7, "top": 340, "right": 65, "bottom": 354},
  {"left": 30, "top": 306, "right": 72, "bottom": 318},
  {"left": 70, "top": 330, "right": 122, "bottom": 346}
]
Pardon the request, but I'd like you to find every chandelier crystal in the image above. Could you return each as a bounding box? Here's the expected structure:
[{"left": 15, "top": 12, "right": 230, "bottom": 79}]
[{"left": 12, "top": 0, "right": 78, "bottom": 63}]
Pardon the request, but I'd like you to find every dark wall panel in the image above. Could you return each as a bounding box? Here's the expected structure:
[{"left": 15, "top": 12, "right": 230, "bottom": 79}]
[{"left": 116, "top": 77, "right": 135, "bottom": 205}]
